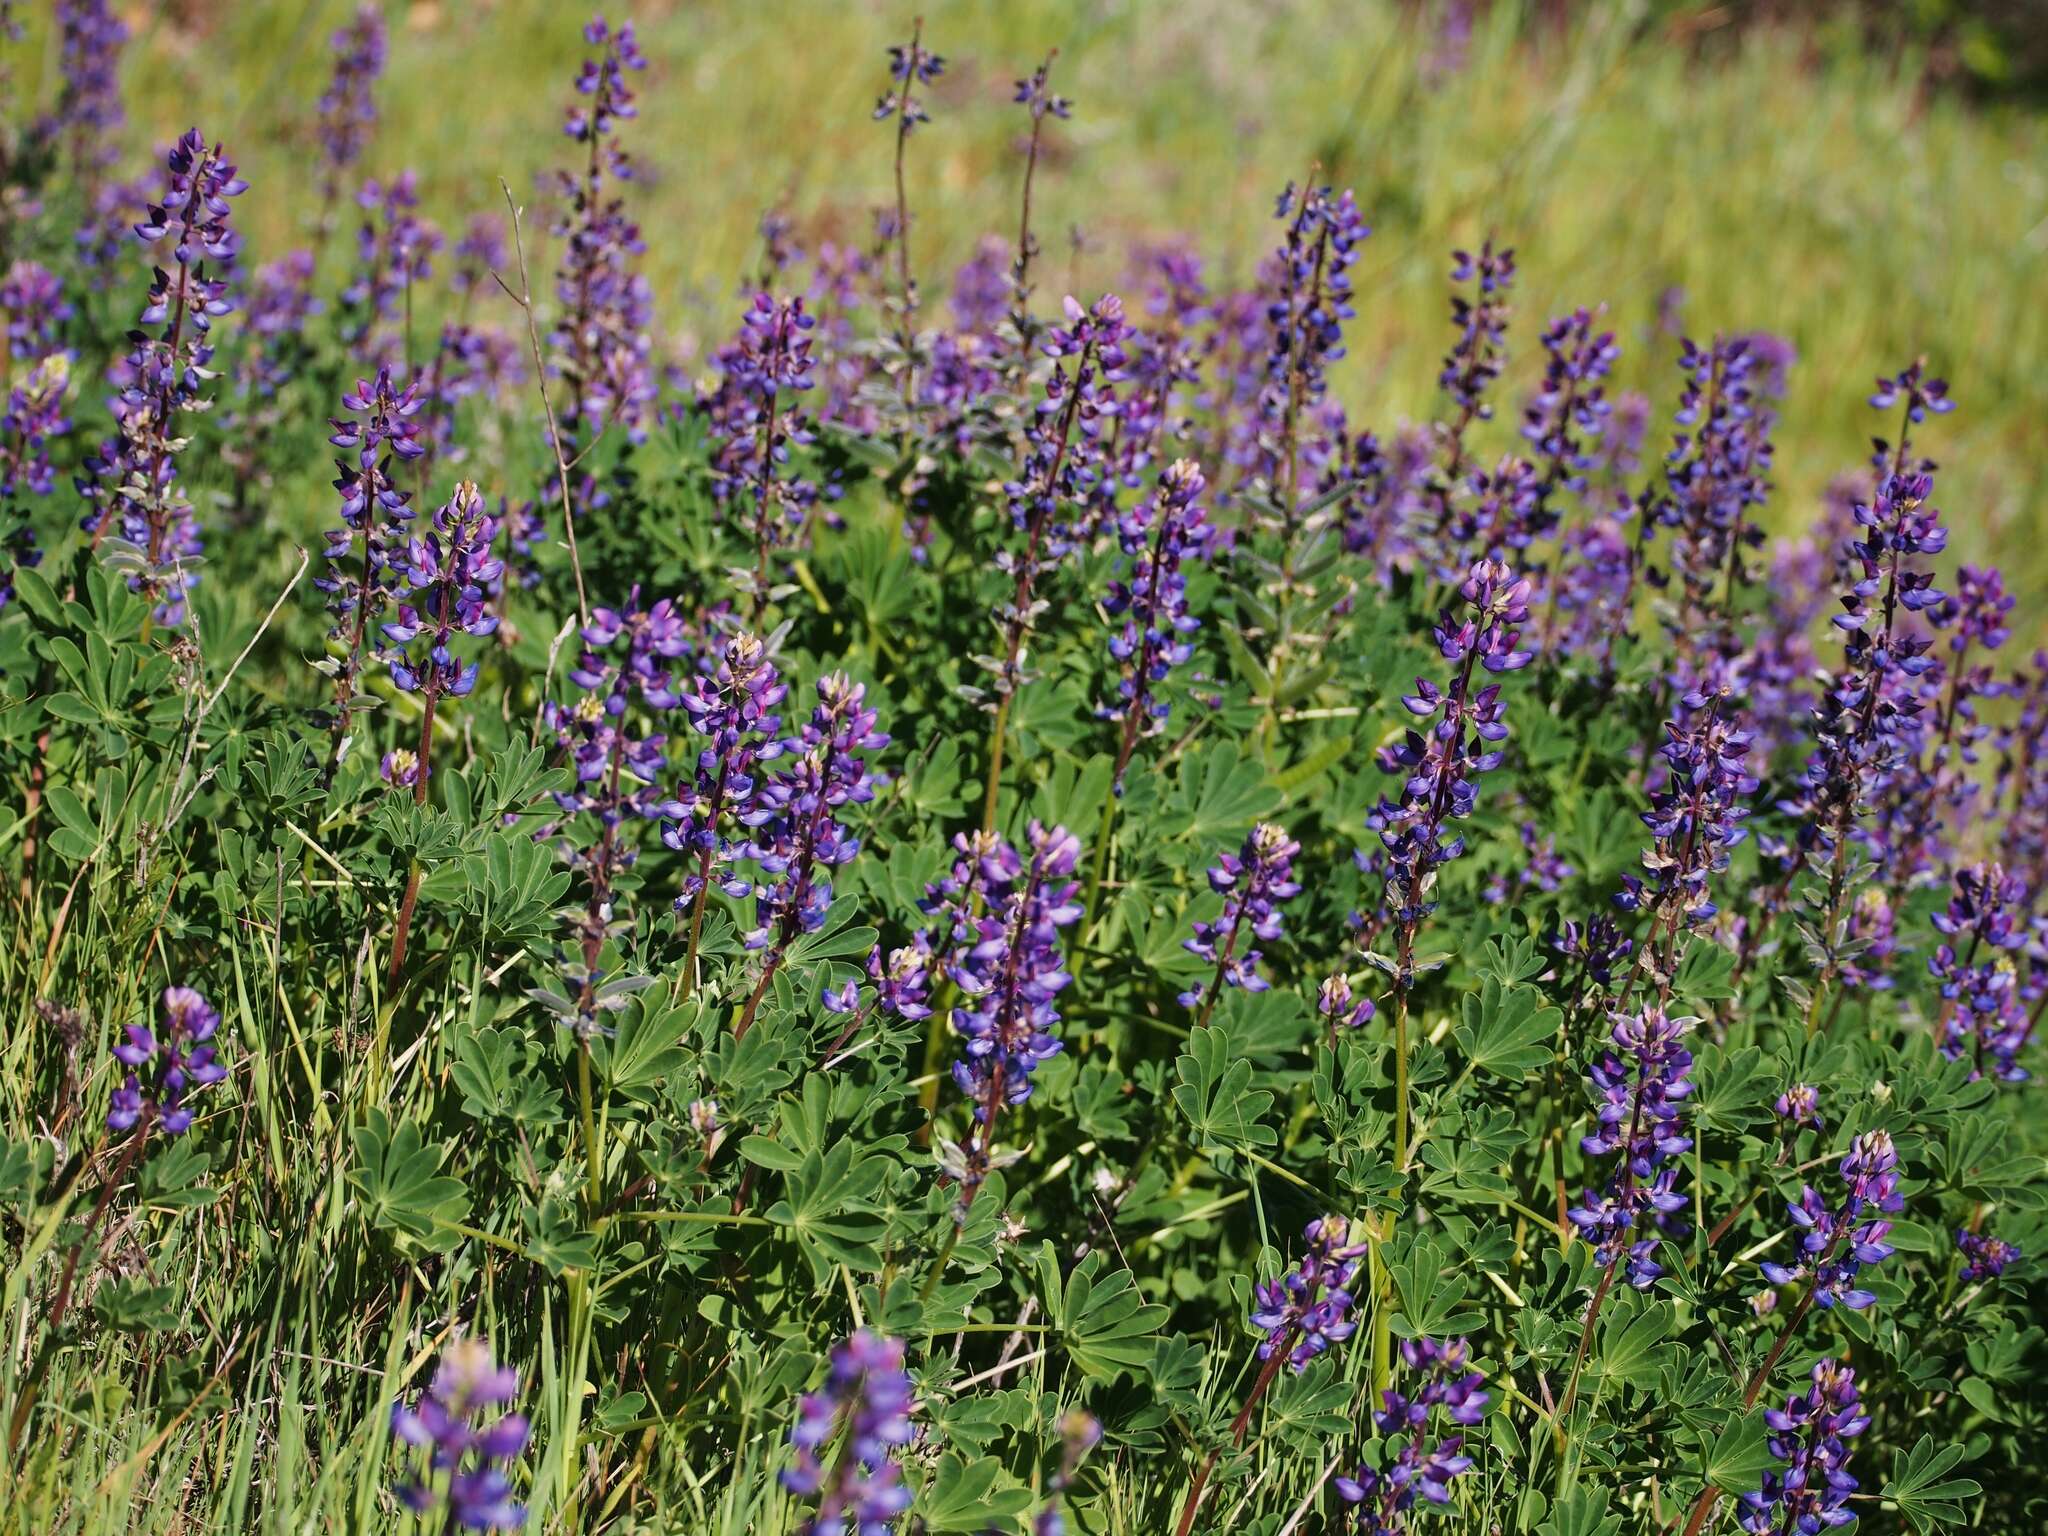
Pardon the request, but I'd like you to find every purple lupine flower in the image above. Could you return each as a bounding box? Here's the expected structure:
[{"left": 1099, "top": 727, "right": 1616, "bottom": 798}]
[
  {"left": 982, "top": 293, "right": 1128, "bottom": 698},
  {"left": 1615, "top": 683, "right": 1756, "bottom": 927},
  {"left": 390, "top": 1336, "right": 530, "bottom": 1531},
  {"left": 1775, "top": 433, "right": 1950, "bottom": 883},
  {"left": 1837, "top": 886, "right": 1900, "bottom": 991},
  {"left": 1872, "top": 562, "right": 2014, "bottom": 888},
  {"left": 315, "top": 4, "right": 387, "bottom": 215},
  {"left": 1483, "top": 820, "right": 1573, "bottom": 905},
  {"left": 1367, "top": 559, "right": 1535, "bottom": 983},
  {"left": 2000, "top": 650, "right": 2048, "bottom": 897},
  {"left": 1774, "top": 1083, "right": 1821, "bottom": 1131},
  {"left": 1229, "top": 181, "right": 1369, "bottom": 514},
  {"left": 702, "top": 292, "right": 822, "bottom": 597},
  {"left": 1418, "top": 241, "right": 1515, "bottom": 556},
  {"left": 1182, "top": 822, "right": 1301, "bottom": 1015},
  {"left": 1929, "top": 861, "right": 2031, "bottom": 1081},
  {"left": 1956, "top": 1228, "right": 2021, "bottom": 1284},
  {"left": 1522, "top": 308, "right": 1618, "bottom": 502},
  {"left": 1760, "top": 1129, "right": 1903, "bottom": 1309},
  {"left": 1005, "top": 54, "right": 1072, "bottom": 332},
  {"left": 1, "top": 261, "right": 73, "bottom": 359},
  {"left": 383, "top": 480, "right": 502, "bottom": 703},
  {"left": 1514, "top": 307, "right": 1618, "bottom": 601},
  {"left": 1250, "top": 1216, "right": 1369, "bottom": 1372},
  {"left": 550, "top": 16, "right": 656, "bottom": 458},
  {"left": 945, "top": 234, "right": 1011, "bottom": 337},
  {"left": 1318, "top": 973, "right": 1376, "bottom": 1031},
  {"left": 1333, "top": 424, "right": 1427, "bottom": 584},
  {"left": 42, "top": 0, "right": 127, "bottom": 184},
  {"left": 742, "top": 672, "right": 888, "bottom": 960},
  {"left": 1, "top": 350, "right": 71, "bottom": 501},
  {"left": 946, "top": 822, "right": 1082, "bottom": 1199},
  {"left": 868, "top": 941, "right": 934, "bottom": 1023},
  {"left": 665, "top": 631, "right": 787, "bottom": 917},
  {"left": 1644, "top": 336, "right": 1777, "bottom": 667},
  {"left": 1567, "top": 1006, "right": 1695, "bottom": 1287},
  {"left": 339, "top": 171, "right": 443, "bottom": 367},
  {"left": 452, "top": 215, "right": 509, "bottom": 293},
  {"left": 542, "top": 590, "right": 691, "bottom": 1025},
  {"left": 783, "top": 1330, "right": 914, "bottom": 1536},
  {"left": 107, "top": 986, "right": 225, "bottom": 1137},
  {"left": 78, "top": 130, "right": 245, "bottom": 627},
  {"left": 1104, "top": 458, "right": 1215, "bottom": 786},
  {"left": 1746, "top": 505, "right": 1853, "bottom": 757},
  {"left": 1336, "top": 1335, "right": 1489, "bottom": 1532},
  {"left": 421, "top": 320, "right": 525, "bottom": 468},
  {"left": 317, "top": 365, "right": 424, "bottom": 770},
  {"left": 1551, "top": 915, "right": 1635, "bottom": 990},
  {"left": 1736, "top": 1358, "right": 1868, "bottom": 1535},
  {"left": 872, "top": 32, "right": 945, "bottom": 129},
  {"left": 240, "top": 250, "right": 321, "bottom": 402},
  {"left": 544, "top": 589, "right": 690, "bottom": 841},
  {"left": 1438, "top": 243, "right": 1515, "bottom": 424}
]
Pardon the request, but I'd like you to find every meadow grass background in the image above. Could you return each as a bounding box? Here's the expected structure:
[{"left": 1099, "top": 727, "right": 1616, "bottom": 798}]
[{"left": 10, "top": 0, "right": 2046, "bottom": 617}]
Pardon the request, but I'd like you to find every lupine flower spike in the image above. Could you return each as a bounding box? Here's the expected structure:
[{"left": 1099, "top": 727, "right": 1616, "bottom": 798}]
[
  {"left": 783, "top": 1330, "right": 914, "bottom": 1536},
  {"left": 734, "top": 673, "right": 888, "bottom": 1035},
  {"left": 1104, "top": 457, "right": 1215, "bottom": 788},
  {"left": 1567, "top": 1006, "right": 1695, "bottom": 1288},
  {"left": 1736, "top": 1358, "right": 1867, "bottom": 1536},
  {"left": 1175, "top": 1217, "right": 1369, "bottom": 1536},
  {"left": 1338, "top": 1336, "right": 1490, "bottom": 1534},
  {"left": 945, "top": 822, "right": 1082, "bottom": 1207},
  {"left": 1761, "top": 1129, "right": 1902, "bottom": 1310},
  {"left": 80, "top": 130, "right": 246, "bottom": 625},
  {"left": 109, "top": 986, "right": 225, "bottom": 1136},
  {"left": 1182, "top": 822, "right": 1301, "bottom": 1025},
  {"left": 390, "top": 1337, "right": 531, "bottom": 1531}
]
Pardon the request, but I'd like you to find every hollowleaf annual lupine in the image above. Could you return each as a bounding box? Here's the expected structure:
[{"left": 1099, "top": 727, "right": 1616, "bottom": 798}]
[
  {"left": 80, "top": 129, "right": 244, "bottom": 625},
  {"left": 390, "top": 1337, "right": 531, "bottom": 1531},
  {"left": 383, "top": 480, "right": 502, "bottom": 975}
]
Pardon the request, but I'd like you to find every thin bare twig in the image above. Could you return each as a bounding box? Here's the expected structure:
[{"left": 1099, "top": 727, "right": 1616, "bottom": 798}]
[{"left": 492, "top": 178, "right": 588, "bottom": 626}]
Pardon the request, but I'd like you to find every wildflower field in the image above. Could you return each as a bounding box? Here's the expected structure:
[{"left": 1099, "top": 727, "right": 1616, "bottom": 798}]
[{"left": 0, "top": 3, "right": 2043, "bottom": 1534}]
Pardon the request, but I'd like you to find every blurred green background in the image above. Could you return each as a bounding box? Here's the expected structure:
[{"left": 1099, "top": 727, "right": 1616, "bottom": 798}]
[{"left": 10, "top": 0, "right": 2045, "bottom": 616}]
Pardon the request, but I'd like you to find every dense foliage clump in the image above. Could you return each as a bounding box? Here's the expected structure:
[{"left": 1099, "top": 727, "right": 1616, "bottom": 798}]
[{"left": 0, "top": 7, "right": 2040, "bottom": 1534}]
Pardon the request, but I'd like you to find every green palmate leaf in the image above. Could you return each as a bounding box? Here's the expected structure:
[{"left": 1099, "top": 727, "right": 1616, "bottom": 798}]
[
  {"left": 1166, "top": 742, "right": 1282, "bottom": 844},
  {"left": 347, "top": 1109, "right": 470, "bottom": 1251},
  {"left": 1452, "top": 976, "right": 1560, "bottom": 1080},
  {"left": 1594, "top": 1303, "right": 1673, "bottom": 1388},
  {"left": 1270, "top": 733, "right": 1354, "bottom": 795},
  {"left": 915, "top": 1453, "right": 1035, "bottom": 1532},
  {"left": 764, "top": 1137, "right": 890, "bottom": 1283},
  {"left": 1700, "top": 1411, "right": 1777, "bottom": 1492},
  {"left": 1539, "top": 1488, "right": 1620, "bottom": 1536},
  {"left": 452, "top": 1025, "right": 563, "bottom": 1128},
  {"left": 900, "top": 733, "right": 968, "bottom": 818},
  {"left": 93, "top": 1278, "right": 182, "bottom": 1334},
  {"left": 523, "top": 1196, "right": 599, "bottom": 1276},
  {"left": 596, "top": 996, "right": 699, "bottom": 1093},
  {"left": 1265, "top": 1355, "right": 1352, "bottom": 1445},
  {"left": 1388, "top": 1235, "right": 1484, "bottom": 1339},
  {"left": 1673, "top": 936, "right": 1739, "bottom": 1003},
  {"left": 1036, "top": 1245, "right": 1168, "bottom": 1380},
  {"left": 1171, "top": 1025, "right": 1277, "bottom": 1153},
  {"left": 137, "top": 1140, "right": 217, "bottom": 1210},
  {"left": 1879, "top": 1434, "right": 1983, "bottom": 1532},
  {"left": 1691, "top": 1044, "right": 1774, "bottom": 1133}
]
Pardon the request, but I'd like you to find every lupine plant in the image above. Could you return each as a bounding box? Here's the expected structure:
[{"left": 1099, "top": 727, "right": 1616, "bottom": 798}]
[{"left": 0, "top": 12, "right": 2041, "bottom": 1536}]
